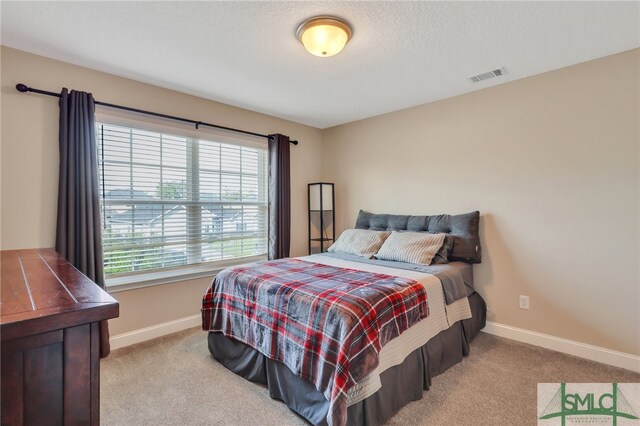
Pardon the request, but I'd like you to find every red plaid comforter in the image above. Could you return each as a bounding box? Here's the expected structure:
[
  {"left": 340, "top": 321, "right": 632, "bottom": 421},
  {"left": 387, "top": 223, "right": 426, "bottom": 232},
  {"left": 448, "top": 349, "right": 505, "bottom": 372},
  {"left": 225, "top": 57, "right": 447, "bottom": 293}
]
[{"left": 202, "top": 258, "right": 429, "bottom": 426}]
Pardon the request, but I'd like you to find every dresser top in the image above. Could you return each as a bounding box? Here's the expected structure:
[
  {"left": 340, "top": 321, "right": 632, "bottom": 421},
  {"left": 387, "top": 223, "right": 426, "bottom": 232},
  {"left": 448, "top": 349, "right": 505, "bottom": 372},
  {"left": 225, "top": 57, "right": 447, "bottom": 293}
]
[{"left": 1, "top": 248, "right": 118, "bottom": 340}]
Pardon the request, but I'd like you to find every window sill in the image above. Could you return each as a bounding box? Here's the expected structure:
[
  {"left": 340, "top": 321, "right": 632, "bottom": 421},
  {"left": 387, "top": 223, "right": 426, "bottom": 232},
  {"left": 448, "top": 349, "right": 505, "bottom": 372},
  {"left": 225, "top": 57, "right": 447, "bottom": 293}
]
[{"left": 105, "top": 255, "right": 267, "bottom": 293}]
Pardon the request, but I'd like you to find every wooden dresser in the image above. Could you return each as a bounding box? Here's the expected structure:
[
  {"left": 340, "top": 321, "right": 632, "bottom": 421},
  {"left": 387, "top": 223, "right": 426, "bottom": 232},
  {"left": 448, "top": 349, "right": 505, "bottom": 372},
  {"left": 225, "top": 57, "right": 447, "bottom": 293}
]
[{"left": 1, "top": 248, "right": 119, "bottom": 425}]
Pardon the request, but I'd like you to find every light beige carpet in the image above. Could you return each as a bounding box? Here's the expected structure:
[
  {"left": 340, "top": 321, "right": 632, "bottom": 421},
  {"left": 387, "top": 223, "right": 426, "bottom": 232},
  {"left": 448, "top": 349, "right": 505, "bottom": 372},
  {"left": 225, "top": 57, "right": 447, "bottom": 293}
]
[{"left": 101, "top": 328, "right": 639, "bottom": 425}]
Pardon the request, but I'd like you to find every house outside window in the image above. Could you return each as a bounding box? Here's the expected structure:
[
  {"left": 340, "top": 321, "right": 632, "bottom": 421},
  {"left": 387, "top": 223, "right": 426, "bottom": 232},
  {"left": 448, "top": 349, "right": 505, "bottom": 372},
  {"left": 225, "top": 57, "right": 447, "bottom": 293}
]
[{"left": 97, "top": 121, "right": 268, "bottom": 282}]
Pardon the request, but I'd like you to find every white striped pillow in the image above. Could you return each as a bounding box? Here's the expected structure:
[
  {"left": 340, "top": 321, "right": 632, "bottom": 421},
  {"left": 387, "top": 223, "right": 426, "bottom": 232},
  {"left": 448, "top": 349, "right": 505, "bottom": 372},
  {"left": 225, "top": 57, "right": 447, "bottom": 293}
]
[
  {"left": 374, "top": 232, "right": 447, "bottom": 265},
  {"left": 328, "top": 229, "right": 391, "bottom": 258}
]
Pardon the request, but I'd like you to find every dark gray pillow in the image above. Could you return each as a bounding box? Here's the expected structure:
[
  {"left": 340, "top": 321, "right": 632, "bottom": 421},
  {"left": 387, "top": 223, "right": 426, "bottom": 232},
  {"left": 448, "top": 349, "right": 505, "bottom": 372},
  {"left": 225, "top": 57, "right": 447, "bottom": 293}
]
[
  {"left": 432, "top": 234, "right": 453, "bottom": 264},
  {"left": 355, "top": 210, "right": 481, "bottom": 263}
]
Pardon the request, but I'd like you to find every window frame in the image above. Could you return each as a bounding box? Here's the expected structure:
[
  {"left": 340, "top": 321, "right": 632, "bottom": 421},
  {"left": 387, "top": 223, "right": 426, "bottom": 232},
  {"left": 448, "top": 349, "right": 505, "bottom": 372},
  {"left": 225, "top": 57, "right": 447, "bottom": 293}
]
[{"left": 95, "top": 108, "right": 269, "bottom": 291}]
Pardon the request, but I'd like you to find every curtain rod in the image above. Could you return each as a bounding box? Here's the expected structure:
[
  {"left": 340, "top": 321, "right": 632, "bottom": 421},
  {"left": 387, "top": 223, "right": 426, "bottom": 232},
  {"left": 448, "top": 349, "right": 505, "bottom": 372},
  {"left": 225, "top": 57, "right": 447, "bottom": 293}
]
[{"left": 15, "top": 83, "right": 298, "bottom": 145}]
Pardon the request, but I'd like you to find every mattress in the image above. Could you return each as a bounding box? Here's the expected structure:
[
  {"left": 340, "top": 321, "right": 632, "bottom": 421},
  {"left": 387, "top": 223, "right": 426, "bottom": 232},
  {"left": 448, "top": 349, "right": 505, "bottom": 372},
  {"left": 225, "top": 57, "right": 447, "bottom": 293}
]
[{"left": 297, "top": 254, "right": 472, "bottom": 406}]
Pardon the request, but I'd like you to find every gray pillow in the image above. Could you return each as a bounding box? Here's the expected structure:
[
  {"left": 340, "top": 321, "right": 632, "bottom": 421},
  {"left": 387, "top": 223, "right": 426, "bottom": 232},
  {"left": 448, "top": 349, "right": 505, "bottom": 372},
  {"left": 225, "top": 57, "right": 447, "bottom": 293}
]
[{"left": 432, "top": 234, "right": 453, "bottom": 264}]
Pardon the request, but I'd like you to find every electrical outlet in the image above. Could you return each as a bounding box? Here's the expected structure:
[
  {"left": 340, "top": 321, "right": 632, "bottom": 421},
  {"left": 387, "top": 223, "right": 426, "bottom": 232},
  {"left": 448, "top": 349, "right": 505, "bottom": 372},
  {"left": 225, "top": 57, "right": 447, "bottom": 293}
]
[{"left": 519, "top": 295, "right": 530, "bottom": 310}]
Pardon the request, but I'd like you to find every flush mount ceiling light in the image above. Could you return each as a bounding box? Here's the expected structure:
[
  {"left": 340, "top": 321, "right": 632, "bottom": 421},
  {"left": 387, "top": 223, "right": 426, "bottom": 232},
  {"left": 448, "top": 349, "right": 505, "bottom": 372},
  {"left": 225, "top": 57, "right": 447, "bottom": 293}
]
[{"left": 296, "top": 16, "right": 352, "bottom": 57}]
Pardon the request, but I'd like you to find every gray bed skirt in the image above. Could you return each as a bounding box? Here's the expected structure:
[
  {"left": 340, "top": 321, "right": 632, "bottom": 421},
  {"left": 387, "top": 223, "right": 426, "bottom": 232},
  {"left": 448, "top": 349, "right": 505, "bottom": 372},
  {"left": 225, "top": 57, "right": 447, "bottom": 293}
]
[{"left": 207, "top": 292, "right": 487, "bottom": 425}]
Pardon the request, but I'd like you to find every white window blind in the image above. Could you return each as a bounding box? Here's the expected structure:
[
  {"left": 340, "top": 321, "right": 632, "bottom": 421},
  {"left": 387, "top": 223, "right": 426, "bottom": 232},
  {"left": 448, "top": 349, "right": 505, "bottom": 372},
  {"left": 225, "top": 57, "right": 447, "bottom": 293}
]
[{"left": 97, "top": 122, "right": 268, "bottom": 276}]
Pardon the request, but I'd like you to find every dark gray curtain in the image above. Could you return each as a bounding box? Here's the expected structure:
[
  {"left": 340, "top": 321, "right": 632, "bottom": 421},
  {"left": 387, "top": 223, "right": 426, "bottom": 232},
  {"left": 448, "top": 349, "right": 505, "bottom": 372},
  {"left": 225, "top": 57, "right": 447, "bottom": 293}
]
[
  {"left": 268, "top": 134, "right": 291, "bottom": 259},
  {"left": 56, "top": 88, "right": 111, "bottom": 358}
]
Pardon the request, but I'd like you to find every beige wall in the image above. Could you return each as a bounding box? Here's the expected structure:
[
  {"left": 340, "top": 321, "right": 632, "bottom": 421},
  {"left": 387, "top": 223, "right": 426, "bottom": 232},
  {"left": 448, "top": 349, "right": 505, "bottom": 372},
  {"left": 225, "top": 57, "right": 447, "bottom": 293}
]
[
  {"left": 0, "top": 46, "right": 323, "bottom": 335},
  {"left": 2, "top": 46, "right": 638, "bottom": 354},
  {"left": 322, "top": 49, "right": 640, "bottom": 355}
]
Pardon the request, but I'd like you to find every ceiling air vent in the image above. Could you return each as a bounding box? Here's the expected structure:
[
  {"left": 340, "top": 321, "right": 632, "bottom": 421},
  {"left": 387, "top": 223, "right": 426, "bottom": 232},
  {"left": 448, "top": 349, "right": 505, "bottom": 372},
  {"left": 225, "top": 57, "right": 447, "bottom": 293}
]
[{"left": 469, "top": 67, "right": 506, "bottom": 83}]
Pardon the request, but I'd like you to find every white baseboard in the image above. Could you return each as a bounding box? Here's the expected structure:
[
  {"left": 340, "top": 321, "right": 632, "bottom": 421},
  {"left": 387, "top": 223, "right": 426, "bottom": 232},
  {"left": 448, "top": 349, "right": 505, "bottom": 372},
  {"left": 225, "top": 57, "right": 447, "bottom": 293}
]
[
  {"left": 109, "top": 315, "right": 639, "bottom": 372},
  {"left": 483, "top": 321, "right": 640, "bottom": 373},
  {"left": 110, "top": 314, "right": 201, "bottom": 350}
]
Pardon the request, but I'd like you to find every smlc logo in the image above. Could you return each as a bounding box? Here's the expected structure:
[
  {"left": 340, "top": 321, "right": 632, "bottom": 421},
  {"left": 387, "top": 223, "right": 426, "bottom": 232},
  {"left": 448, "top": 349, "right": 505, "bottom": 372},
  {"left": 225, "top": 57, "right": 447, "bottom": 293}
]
[{"left": 538, "top": 383, "right": 640, "bottom": 425}]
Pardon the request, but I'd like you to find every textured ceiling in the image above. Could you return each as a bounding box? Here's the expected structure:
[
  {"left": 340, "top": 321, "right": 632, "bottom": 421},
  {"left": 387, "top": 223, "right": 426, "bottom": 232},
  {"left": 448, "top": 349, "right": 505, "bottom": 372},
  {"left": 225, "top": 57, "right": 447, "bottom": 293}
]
[{"left": 1, "top": 1, "right": 639, "bottom": 129}]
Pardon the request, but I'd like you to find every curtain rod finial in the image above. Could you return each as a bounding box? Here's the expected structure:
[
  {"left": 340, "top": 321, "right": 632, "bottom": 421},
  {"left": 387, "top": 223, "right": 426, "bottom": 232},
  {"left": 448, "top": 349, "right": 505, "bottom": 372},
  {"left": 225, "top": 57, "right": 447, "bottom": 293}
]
[{"left": 16, "top": 83, "right": 29, "bottom": 93}]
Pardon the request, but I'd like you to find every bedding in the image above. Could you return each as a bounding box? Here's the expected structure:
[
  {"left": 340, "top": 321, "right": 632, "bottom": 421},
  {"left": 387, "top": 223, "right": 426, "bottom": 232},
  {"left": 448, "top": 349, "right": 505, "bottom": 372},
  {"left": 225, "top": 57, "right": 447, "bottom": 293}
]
[
  {"left": 207, "top": 292, "right": 485, "bottom": 426},
  {"left": 374, "top": 231, "right": 446, "bottom": 265},
  {"left": 202, "top": 256, "right": 430, "bottom": 426},
  {"left": 202, "top": 253, "right": 476, "bottom": 425},
  {"left": 327, "top": 229, "right": 391, "bottom": 258},
  {"left": 323, "top": 252, "right": 473, "bottom": 305},
  {"left": 299, "top": 254, "right": 471, "bottom": 407}
]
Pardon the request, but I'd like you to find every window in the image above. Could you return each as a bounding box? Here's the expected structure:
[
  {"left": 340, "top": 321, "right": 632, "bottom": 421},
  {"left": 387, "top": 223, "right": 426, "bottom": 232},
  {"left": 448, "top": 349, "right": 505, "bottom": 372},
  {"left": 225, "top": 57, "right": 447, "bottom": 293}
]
[{"left": 97, "top": 122, "right": 268, "bottom": 277}]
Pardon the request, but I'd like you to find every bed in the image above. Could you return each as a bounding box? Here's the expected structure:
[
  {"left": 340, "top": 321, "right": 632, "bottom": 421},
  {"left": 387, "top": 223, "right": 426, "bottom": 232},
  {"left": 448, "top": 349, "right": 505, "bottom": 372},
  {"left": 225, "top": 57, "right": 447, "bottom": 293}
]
[{"left": 202, "top": 210, "right": 486, "bottom": 426}]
